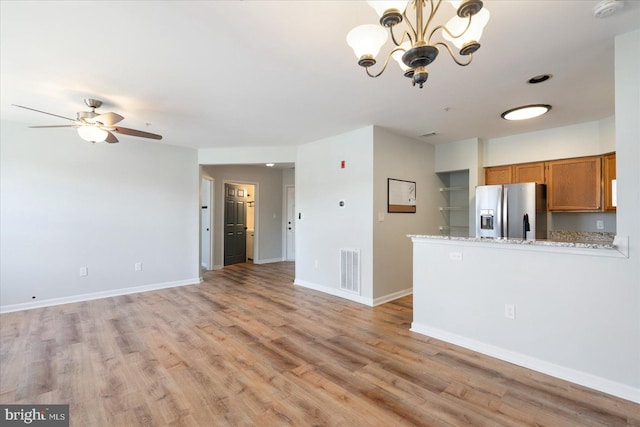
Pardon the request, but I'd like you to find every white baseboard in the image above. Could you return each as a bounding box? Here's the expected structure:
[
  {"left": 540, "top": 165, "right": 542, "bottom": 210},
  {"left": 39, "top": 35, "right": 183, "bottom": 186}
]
[
  {"left": 410, "top": 322, "right": 640, "bottom": 404},
  {"left": 0, "top": 278, "right": 201, "bottom": 314},
  {"left": 294, "top": 279, "right": 374, "bottom": 306},
  {"left": 254, "top": 257, "right": 285, "bottom": 264},
  {"left": 373, "top": 288, "right": 412, "bottom": 306}
]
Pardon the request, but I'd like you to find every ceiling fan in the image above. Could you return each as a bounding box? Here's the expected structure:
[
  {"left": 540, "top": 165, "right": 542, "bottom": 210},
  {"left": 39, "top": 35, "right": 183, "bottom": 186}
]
[{"left": 12, "top": 98, "right": 162, "bottom": 143}]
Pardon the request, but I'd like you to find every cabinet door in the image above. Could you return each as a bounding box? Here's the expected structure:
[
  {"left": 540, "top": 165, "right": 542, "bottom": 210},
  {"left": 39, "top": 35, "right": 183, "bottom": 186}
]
[
  {"left": 547, "top": 156, "right": 602, "bottom": 211},
  {"left": 513, "top": 162, "right": 546, "bottom": 184},
  {"left": 603, "top": 153, "right": 616, "bottom": 212},
  {"left": 485, "top": 165, "right": 512, "bottom": 185}
]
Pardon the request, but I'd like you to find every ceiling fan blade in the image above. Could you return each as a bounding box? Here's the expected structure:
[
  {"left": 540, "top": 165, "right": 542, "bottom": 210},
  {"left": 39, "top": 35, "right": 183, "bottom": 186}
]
[
  {"left": 12, "top": 104, "right": 76, "bottom": 122},
  {"left": 104, "top": 131, "right": 119, "bottom": 144},
  {"left": 95, "top": 112, "right": 124, "bottom": 126},
  {"left": 29, "top": 125, "right": 77, "bottom": 128},
  {"left": 112, "top": 126, "right": 162, "bottom": 140}
]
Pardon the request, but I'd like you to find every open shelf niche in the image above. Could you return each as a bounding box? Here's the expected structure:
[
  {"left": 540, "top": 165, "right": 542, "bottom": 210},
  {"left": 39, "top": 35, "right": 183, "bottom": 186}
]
[{"left": 436, "top": 170, "right": 470, "bottom": 237}]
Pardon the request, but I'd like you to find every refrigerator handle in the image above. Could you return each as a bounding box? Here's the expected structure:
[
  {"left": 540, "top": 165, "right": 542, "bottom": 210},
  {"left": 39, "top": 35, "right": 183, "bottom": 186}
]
[{"left": 502, "top": 186, "right": 509, "bottom": 238}]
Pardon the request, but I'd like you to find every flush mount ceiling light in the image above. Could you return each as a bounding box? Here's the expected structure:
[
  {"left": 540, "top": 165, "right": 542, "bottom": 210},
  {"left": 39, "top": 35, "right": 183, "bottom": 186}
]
[
  {"left": 346, "top": 0, "right": 490, "bottom": 88},
  {"left": 265, "top": 163, "right": 275, "bottom": 167},
  {"left": 501, "top": 104, "right": 552, "bottom": 121}
]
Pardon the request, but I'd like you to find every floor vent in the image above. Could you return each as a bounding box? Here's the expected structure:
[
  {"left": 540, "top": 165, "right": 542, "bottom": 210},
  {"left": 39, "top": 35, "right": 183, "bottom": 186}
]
[{"left": 340, "top": 248, "right": 360, "bottom": 294}]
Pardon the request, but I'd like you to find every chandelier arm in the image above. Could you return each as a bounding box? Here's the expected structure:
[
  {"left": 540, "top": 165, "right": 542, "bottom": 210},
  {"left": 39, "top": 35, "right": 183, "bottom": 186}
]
[
  {"left": 402, "top": 4, "right": 418, "bottom": 42},
  {"left": 422, "top": 0, "right": 442, "bottom": 40},
  {"left": 390, "top": 26, "right": 414, "bottom": 47},
  {"left": 434, "top": 42, "right": 473, "bottom": 66},
  {"left": 428, "top": 14, "right": 472, "bottom": 44},
  {"left": 365, "top": 47, "right": 408, "bottom": 78}
]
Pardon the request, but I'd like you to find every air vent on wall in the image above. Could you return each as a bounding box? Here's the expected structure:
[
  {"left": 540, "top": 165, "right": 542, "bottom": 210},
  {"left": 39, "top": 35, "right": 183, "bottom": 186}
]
[{"left": 340, "top": 248, "right": 361, "bottom": 294}]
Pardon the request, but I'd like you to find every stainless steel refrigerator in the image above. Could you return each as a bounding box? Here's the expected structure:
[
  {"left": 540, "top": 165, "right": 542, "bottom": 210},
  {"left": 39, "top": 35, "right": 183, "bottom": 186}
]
[{"left": 475, "top": 183, "right": 547, "bottom": 240}]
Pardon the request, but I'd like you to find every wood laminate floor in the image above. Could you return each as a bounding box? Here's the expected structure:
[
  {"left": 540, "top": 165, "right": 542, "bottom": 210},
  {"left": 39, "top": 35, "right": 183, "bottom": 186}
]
[{"left": 1, "top": 262, "right": 638, "bottom": 426}]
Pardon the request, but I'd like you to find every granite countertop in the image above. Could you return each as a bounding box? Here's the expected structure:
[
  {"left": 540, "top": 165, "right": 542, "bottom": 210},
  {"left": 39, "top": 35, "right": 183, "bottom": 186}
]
[
  {"left": 408, "top": 234, "right": 616, "bottom": 250},
  {"left": 547, "top": 230, "right": 615, "bottom": 245}
]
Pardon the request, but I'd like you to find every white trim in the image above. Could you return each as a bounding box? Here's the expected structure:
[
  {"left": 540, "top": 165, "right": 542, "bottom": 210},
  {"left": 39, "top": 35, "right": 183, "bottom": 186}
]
[
  {"left": 410, "top": 322, "right": 640, "bottom": 404},
  {"left": 373, "top": 288, "right": 412, "bottom": 306},
  {"left": 254, "top": 257, "right": 285, "bottom": 265},
  {"left": 0, "top": 278, "right": 201, "bottom": 314},
  {"left": 294, "top": 279, "right": 373, "bottom": 306},
  {"left": 200, "top": 176, "right": 215, "bottom": 270}
]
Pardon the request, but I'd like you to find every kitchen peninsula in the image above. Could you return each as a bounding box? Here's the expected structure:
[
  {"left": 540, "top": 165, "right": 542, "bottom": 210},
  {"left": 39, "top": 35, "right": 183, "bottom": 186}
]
[{"left": 407, "top": 232, "right": 635, "bottom": 403}]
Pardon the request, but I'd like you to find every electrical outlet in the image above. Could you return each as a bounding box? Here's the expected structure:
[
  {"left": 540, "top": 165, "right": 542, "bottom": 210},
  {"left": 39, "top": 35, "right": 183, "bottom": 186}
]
[
  {"left": 504, "top": 304, "right": 516, "bottom": 320},
  {"left": 314, "top": 259, "right": 318, "bottom": 269},
  {"left": 135, "top": 262, "right": 142, "bottom": 272},
  {"left": 449, "top": 252, "right": 463, "bottom": 261},
  {"left": 596, "top": 220, "right": 605, "bottom": 230},
  {"left": 79, "top": 267, "right": 88, "bottom": 277}
]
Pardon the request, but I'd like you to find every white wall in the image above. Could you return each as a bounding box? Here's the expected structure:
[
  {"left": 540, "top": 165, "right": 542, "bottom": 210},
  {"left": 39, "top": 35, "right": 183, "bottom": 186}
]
[
  {"left": 411, "top": 29, "right": 640, "bottom": 402},
  {"left": 372, "top": 127, "right": 441, "bottom": 302},
  {"left": 198, "top": 145, "right": 296, "bottom": 165},
  {"left": 201, "top": 165, "right": 284, "bottom": 267},
  {"left": 483, "top": 116, "right": 616, "bottom": 166},
  {"left": 295, "top": 127, "right": 374, "bottom": 303},
  {"left": 1, "top": 120, "right": 200, "bottom": 311}
]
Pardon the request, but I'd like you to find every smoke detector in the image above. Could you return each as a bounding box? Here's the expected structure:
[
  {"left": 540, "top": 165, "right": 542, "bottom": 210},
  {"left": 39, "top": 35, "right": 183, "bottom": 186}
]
[{"left": 593, "top": 0, "right": 624, "bottom": 18}]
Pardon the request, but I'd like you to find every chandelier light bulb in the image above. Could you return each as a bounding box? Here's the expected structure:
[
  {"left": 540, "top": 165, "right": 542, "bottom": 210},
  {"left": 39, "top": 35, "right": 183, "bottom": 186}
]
[
  {"left": 367, "top": 1, "right": 408, "bottom": 17},
  {"left": 443, "top": 7, "right": 490, "bottom": 50},
  {"left": 346, "top": 24, "right": 388, "bottom": 61},
  {"left": 77, "top": 125, "right": 108, "bottom": 142},
  {"left": 392, "top": 42, "right": 412, "bottom": 71}
]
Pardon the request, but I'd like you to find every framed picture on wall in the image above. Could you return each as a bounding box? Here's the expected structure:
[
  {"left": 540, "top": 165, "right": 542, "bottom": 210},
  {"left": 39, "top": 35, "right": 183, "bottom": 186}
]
[{"left": 388, "top": 178, "right": 416, "bottom": 213}]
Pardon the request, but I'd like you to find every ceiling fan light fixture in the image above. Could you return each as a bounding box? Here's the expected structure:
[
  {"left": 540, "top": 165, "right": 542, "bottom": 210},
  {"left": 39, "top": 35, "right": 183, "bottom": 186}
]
[
  {"left": 501, "top": 104, "right": 552, "bottom": 121},
  {"left": 77, "top": 125, "right": 108, "bottom": 142}
]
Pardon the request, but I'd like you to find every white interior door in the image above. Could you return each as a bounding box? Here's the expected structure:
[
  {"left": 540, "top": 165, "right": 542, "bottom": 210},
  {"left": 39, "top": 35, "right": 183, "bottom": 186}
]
[
  {"left": 201, "top": 178, "right": 213, "bottom": 270},
  {"left": 286, "top": 186, "right": 295, "bottom": 261}
]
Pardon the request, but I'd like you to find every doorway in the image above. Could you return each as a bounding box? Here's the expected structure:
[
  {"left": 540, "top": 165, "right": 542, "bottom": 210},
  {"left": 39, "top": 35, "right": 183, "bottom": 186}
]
[
  {"left": 286, "top": 186, "right": 295, "bottom": 261},
  {"left": 201, "top": 177, "right": 214, "bottom": 270},
  {"left": 224, "top": 183, "right": 247, "bottom": 266}
]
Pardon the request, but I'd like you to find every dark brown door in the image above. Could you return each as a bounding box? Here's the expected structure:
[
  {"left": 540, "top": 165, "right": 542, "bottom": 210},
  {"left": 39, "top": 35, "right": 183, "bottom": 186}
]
[{"left": 224, "top": 183, "right": 247, "bottom": 266}]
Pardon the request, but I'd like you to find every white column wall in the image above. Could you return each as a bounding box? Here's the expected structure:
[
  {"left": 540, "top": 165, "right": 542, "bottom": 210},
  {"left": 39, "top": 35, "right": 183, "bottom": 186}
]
[{"left": 294, "top": 127, "right": 375, "bottom": 304}]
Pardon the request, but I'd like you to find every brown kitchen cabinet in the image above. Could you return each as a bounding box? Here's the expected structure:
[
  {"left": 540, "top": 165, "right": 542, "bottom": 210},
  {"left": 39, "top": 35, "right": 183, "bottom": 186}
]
[
  {"left": 513, "top": 161, "right": 546, "bottom": 184},
  {"left": 603, "top": 152, "right": 616, "bottom": 212},
  {"left": 485, "top": 165, "right": 512, "bottom": 185},
  {"left": 547, "top": 156, "right": 602, "bottom": 211}
]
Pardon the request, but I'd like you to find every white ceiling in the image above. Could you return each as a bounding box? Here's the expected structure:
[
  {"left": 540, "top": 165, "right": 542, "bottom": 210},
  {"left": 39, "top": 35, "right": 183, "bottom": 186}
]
[{"left": 1, "top": 1, "right": 638, "bottom": 150}]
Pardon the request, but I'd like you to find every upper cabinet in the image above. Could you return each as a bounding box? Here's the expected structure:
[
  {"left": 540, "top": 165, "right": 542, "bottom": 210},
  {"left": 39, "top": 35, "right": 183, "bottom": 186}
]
[
  {"left": 484, "top": 154, "right": 613, "bottom": 212},
  {"left": 485, "top": 165, "right": 512, "bottom": 185},
  {"left": 546, "top": 156, "right": 602, "bottom": 211},
  {"left": 513, "top": 162, "right": 546, "bottom": 184},
  {"left": 603, "top": 152, "right": 616, "bottom": 212}
]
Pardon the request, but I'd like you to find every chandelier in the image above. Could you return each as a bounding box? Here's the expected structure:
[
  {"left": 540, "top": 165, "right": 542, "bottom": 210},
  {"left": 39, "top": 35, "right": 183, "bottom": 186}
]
[{"left": 346, "top": 0, "right": 490, "bottom": 88}]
